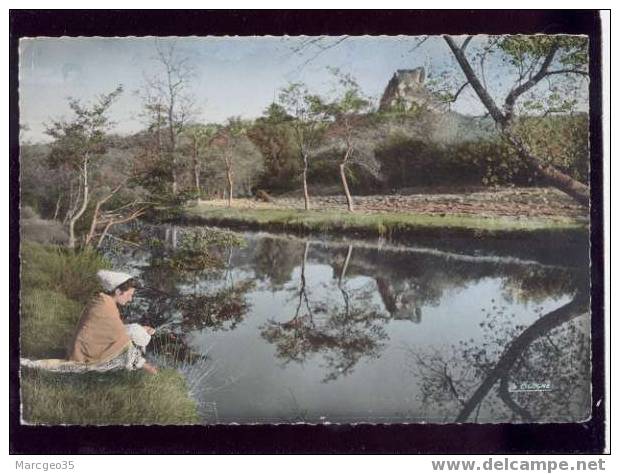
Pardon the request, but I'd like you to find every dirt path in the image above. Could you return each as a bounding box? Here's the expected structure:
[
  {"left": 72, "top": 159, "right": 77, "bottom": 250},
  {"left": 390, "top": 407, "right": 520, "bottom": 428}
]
[{"left": 205, "top": 187, "right": 587, "bottom": 220}]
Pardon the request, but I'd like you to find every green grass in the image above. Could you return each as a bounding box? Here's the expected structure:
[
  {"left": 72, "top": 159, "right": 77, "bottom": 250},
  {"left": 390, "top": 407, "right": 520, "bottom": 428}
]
[
  {"left": 20, "top": 241, "right": 109, "bottom": 304},
  {"left": 19, "top": 242, "right": 200, "bottom": 425},
  {"left": 20, "top": 288, "right": 82, "bottom": 359},
  {"left": 21, "top": 368, "right": 198, "bottom": 425},
  {"left": 185, "top": 205, "right": 587, "bottom": 238}
]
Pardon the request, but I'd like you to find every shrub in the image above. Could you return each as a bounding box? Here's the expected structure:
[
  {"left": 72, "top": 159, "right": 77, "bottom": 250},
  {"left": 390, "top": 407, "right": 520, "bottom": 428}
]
[
  {"left": 374, "top": 113, "right": 589, "bottom": 190},
  {"left": 20, "top": 241, "right": 109, "bottom": 304},
  {"left": 512, "top": 114, "right": 589, "bottom": 184},
  {"left": 376, "top": 135, "right": 531, "bottom": 188}
]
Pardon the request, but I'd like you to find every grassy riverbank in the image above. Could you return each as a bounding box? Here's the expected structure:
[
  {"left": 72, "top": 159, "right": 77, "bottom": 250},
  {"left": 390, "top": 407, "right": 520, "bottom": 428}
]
[
  {"left": 19, "top": 242, "right": 199, "bottom": 425},
  {"left": 182, "top": 202, "right": 587, "bottom": 241}
]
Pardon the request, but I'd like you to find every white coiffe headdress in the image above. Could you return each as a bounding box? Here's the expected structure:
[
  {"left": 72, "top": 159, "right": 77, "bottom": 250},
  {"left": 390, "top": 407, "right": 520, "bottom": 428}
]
[{"left": 96, "top": 270, "right": 135, "bottom": 292}]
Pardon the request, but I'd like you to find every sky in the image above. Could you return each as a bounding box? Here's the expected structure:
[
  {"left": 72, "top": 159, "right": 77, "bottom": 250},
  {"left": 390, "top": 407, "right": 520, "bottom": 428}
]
[{"left": 18, "top": 36, "right": 589, "bottom": 143}]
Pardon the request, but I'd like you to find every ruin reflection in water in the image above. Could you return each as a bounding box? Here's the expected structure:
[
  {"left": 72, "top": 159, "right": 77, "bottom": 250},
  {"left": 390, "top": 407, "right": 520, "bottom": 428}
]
[{"left": 107, "top": 224, "right": 590, "bottom": 424}]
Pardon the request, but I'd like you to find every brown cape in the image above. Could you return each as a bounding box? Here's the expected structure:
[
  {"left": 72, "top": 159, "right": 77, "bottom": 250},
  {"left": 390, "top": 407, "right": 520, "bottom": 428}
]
[{"left": 67, "top": 293, "right": 131, "bottom": 364}]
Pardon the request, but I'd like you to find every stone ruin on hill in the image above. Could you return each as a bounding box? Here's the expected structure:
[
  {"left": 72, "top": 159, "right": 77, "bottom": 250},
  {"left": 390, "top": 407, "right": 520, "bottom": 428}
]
[
  {"left": 379, "top": 67, "right": 447, "bottom": 114},
  {"left": 378, "top": 67, "right": 496, "bottom": 143}
]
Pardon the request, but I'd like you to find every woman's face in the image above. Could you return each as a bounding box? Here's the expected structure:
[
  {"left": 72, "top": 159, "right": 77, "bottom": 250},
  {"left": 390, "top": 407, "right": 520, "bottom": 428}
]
[{"left": 114, "top": 287, "right": 135, "bottom": 306}]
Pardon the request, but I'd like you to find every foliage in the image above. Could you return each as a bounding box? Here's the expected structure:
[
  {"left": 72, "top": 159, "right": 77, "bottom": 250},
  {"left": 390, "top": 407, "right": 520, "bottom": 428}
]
[
  {"left": 181, "top": 123, "right": 219, "bottom": 197},
  {"left": 278, "top": 82, "right": 329, "bottom": 153},
  {"left": 375, "top": 112, "right": 588, "bottom": 189},
  {"left": 139, "top": 41, "right": 196, "bottom": 196},
  {"left": 439, "top": 35, "right": 588, "bottom": 120},
  {"left": 20, "top": 36, "right": 592, "bottom": 214},
  {"left": 135, "top": 157, "right": 179, "bottom": 204},
  {"left": 315, "top": 69, "right": 377, "bottom": 210},
  {"left": 45, "top": 86, "right": 123, "bottom": 171},
  {"left": 42, "top": 86, "right": 141, "bottom": 249},
  {"left": 278, "top": 82, "right": 330, "bottom": 208},
  {"left": 322, "top": 67, "right": 372, "bottom": 117},
  {"left": 307, "top": 149, "right": 381, "bottom": 191},
  {"left": 204, "top": 117, "right": 265, "bottom": 199},
  {"left": 156, "top": 228, "right": 245, "bottom": 273},
  {"left": 511, "top": 114, "right": 589, "bottom": 184},
  {"left": 375, "top": 134, "right": 515, "bottom": 188},
  {"left": 441, "top": 34, "right": 590, "bottom": 204},
  {"left": 248, "top": 103, "right": 301, "bottom": 192},
  {"left": 498, "top": 35, "right": 588, "bottom": 72},
  {"left": 178, "top": 282, "right": 255, "bottom": 332},
  {"left": 20, "top": 206, "right": 38, "bottom": 220},
  {"left": 19, "top": 143, "right": 60, "bottom": 217}
]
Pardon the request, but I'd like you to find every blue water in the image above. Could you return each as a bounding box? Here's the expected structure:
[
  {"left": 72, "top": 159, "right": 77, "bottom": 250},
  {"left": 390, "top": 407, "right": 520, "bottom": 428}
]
[{"left": 108, "top": 225, "right": 591, "bottom": 423}]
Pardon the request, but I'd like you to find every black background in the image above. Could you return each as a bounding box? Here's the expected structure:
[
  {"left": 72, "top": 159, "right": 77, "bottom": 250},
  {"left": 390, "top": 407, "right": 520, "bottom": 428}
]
[{"left": 9, "top": 9, "right": 606, "bottom": 454}]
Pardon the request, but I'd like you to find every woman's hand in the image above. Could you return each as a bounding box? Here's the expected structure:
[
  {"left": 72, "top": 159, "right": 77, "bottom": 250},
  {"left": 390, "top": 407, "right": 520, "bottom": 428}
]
[
  {"left": 142, "top": 325, "right": 156, "bottom": 335},
  {"left": 142, "top": 362, "right": 158, "bottom": 375}
]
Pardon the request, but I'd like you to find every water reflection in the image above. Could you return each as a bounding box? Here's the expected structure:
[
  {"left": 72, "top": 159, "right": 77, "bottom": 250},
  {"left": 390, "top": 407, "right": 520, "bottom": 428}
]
[
  {"left": 104, "top": 223, "right": 590, "bottom": 423},
  {"left": 260, "top": 243, "right": 388, "bottom": 383},
  {"left": 410, "top": 288, "right": 590, "bottom": 423}
]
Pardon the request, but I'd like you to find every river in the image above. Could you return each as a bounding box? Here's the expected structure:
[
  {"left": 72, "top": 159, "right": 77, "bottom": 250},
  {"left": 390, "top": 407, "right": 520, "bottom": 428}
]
[{"left": 104, "top": 223, "right": 591, "bottom": 424}]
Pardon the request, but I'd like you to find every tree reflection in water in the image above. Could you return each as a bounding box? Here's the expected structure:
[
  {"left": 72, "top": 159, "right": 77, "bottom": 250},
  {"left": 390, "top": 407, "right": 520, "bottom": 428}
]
[
  {"left": 409, "top": 280, "right": 590, "bottom": 423},
  {"left": 251, "top": 237, "right": 305, "bottom": 290},
  {"left": 119, "top": 226, "right": 256, "bottom": 340},
  {"left": 260, "top": 243, "right": 388, "bottom": 383}
]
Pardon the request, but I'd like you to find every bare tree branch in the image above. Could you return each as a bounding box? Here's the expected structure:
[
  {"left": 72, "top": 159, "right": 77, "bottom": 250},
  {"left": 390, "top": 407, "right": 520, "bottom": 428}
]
[
  {"left": 503, "top": 41, "right": 560, "bottom": 122},
  {"left": 96, "top": 206, "right": 147, "bottom": 248},
  {"left": 451, "top": 82, "right": 470, "bottom": 103},
  {"left": 461, "top": 36, "right": 473, "bottom": 53},
  {"left": 84, "top": 183, "right": 124, "bottom": 247},
  {"left": 292, "top": 36, "right": 349, "bottom": 73},
  {"left": 545, "top": 68, "right": 589, "bottom": 77},
  {"left": 443, "top": 35, "right": 506, "bottom": 125},
  {"left": 408, "top": 36, "right": 429, "bottom": 53}
]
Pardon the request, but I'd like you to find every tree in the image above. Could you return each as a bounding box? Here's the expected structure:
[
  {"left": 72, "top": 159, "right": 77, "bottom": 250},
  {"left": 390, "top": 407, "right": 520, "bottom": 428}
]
[
  {"left": 320, "top": 70, "right": 374, "bottom": 212},
  {"left": 46, "top": 86, "right": 123, "bottom": 248},
  {"left": 141, "top": 41, "right": 195, "bottom": 196},
  {"left": 289, "top": 35, "right": 590, "bottom": 200},
  {"left": 442, "top": 35, "right": 590, "bottom": 205},
  {"left": 248, "top": 103, "right": 300, "bottom": 193},
  {"left": 278, "top": 83, "right": 328, "bottom": 210},
  {"left": 210, "top": 118, "right": 263, "bottom": 207},
  {"left": 182, "top": 124, "right": 218, "bottom": 198}
]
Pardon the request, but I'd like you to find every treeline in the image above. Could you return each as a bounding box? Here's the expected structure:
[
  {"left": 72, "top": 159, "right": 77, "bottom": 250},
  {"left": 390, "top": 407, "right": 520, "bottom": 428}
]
[
  {"left": 21, "top": 109, "right": 589, "bottom": 216},
  {"left": 21, "top": 104, "right": 589, "bottom": 221},
  {"left": 18, "top": 42, "right": 589, "bottom": 249}
]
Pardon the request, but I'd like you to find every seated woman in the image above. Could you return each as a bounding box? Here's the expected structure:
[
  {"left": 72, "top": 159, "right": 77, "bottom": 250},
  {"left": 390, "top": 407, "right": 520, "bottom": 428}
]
[{"left": 66, "top": 270, "right": 158, "bottom": 375}]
